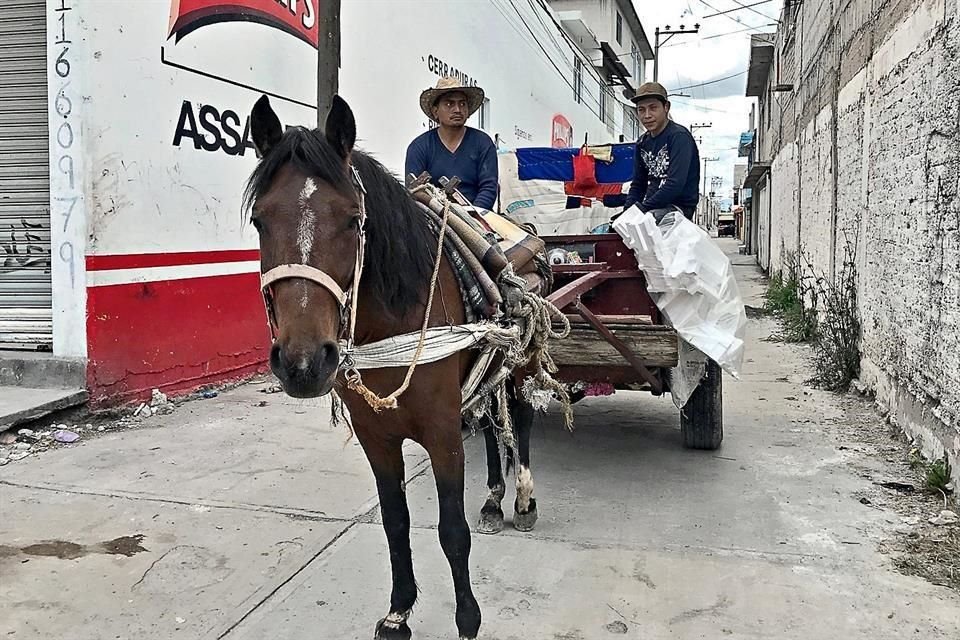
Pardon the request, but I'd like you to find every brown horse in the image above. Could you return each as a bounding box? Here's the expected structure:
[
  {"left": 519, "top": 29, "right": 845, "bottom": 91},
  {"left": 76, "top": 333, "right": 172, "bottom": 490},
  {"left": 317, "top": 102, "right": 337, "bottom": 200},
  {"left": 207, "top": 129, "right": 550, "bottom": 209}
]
[{"left": 245, "top": 94, "right": 539, "bottom": 639}]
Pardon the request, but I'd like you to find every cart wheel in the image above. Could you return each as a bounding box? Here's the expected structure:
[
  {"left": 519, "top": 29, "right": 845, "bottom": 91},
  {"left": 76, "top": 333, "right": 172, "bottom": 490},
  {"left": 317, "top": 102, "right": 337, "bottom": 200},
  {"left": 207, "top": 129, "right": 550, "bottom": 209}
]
[{"left": 680, "top": 359, "right": 723, "bottom": 450}]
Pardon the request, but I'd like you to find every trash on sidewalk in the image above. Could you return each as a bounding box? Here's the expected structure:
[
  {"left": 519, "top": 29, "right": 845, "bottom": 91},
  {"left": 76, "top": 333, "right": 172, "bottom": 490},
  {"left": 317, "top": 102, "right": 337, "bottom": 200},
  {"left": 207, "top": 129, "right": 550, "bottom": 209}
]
[
  {"left": 53, "top": 430, "right": 81, "bottom": 443},
  {"left": 150, "top": 388, "right": 168, "bottom": 406},
  {"left": 133, "top": 403, "right": 152, "bottom": 418},
  {"left": 0, "top": 431, "right": 15, "bottom": 445},
  {"left": 260, "top": 383, "right": 283, "bottom": 394},
  {"left": 201, "top": 390, "right": 219, "bottom": 399},
  {"left": 929, "top": 510, "right": 958, "bottom": 526},
  {"left": 612, "top": 206, "right": 747, "bottom": 407},
  {"left": 17, "top": 428, "right": 37, "bottom": 440}
]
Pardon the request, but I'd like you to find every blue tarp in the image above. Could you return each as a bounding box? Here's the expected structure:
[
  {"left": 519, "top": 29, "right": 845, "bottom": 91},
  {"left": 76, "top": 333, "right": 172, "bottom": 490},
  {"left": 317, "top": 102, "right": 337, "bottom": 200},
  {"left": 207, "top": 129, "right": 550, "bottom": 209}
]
[{"left": 515, "top": 143, "right": 636, "bottom": 183}]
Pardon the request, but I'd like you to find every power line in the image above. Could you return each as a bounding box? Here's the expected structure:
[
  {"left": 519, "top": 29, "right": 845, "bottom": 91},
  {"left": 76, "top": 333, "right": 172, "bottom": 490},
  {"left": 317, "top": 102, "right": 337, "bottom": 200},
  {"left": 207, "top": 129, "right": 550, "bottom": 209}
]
[
  {"left": 662, "top": 22, "right": 778, "bottom": 47},
  {"left": 730, "top": 0, "right": 780, "bottom": 22},
  {"left": 695, "top": 0, "right": 776, "bottom": 32},
  {"left": 704, "top": 0, "right": 779, "bottom": 21},
  {"left": 669, "top": 97, "right": 748, "bottom": 115},
  {"left": 668, "top": 69, "right": 748, "bottom": 92}
]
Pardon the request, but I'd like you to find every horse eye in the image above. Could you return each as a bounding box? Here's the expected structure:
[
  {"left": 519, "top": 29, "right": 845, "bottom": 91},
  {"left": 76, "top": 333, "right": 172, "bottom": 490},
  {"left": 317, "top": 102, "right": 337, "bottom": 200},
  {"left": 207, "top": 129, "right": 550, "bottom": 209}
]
[{"left": 250, "top": 217, "right": 263, "bottom": 232}]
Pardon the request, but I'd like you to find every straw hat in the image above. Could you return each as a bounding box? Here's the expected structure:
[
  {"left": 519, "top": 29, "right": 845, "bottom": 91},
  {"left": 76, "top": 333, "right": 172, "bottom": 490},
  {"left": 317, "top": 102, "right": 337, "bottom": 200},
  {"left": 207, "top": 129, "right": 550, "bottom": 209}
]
[{"left": 419, "top": 76, "right": 485, "bottom": 121}]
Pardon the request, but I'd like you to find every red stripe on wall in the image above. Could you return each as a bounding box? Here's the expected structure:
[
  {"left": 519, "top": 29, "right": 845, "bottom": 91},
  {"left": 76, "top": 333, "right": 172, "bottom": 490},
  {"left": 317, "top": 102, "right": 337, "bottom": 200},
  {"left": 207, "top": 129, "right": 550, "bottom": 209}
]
[
  {"left": 86, "top": 249, "right": 261, "bottom": 272},
  {"left": 86, "top": 272, "right": 270, "bottom": 407}
]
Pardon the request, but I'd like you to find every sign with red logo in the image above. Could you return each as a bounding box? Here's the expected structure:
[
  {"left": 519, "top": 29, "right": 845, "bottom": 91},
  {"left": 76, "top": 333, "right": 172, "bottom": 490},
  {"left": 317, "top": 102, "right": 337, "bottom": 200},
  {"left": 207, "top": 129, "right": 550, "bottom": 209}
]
[
  {"left": 551, "top": 114, "right": 573, "bottom": 148},
  {"left": 168, "top": 0, "right": 318, "bottom": 47}
]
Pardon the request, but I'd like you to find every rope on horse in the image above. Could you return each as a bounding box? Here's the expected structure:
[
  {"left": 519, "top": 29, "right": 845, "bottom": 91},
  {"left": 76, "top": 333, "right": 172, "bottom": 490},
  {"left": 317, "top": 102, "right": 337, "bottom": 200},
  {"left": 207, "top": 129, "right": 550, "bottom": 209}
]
[
  {"left": 344, "top": 187, "right": 452, "bottom": 411},
  {"left": 339, "top": 182, "right": 575, "bottom": 436}
]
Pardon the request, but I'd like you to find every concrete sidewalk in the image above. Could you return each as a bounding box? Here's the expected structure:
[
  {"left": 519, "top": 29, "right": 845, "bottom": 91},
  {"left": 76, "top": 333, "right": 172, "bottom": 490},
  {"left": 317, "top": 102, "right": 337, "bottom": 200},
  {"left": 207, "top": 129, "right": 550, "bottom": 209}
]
[{"left": 2, "top": 239, "right": 958, "bottom": 639}]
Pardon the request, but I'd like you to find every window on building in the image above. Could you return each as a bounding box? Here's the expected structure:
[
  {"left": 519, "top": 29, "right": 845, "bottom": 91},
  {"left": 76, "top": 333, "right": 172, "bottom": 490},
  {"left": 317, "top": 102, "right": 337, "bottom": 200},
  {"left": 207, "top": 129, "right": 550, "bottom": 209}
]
[
  {"left": 601, "top": 85, "right": 615, "bottom": 128},
  {"left": 623, "top": 105, "right": 639, "bottom": 140},
  {"left": 631, "top": 43, "right": 639, "bottom": 80},
  {"left": 468, "top": 98, "right": 491, "bottom": 132},
  {"left": 616, "top": 12, "right": 623, "bottom": 44},
  {"left": 600, "top": 84, "right": 608, "bottom": 123},
  {"left": 574, "top": 56, "right": 583, "bottom": 104}
]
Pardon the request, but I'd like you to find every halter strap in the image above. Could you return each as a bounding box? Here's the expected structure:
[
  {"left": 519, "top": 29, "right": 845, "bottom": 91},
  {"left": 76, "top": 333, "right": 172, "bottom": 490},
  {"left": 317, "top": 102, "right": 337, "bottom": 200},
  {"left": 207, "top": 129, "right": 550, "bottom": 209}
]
[{"left": 261, "top": 264, "right": 347, "bottom": 308}]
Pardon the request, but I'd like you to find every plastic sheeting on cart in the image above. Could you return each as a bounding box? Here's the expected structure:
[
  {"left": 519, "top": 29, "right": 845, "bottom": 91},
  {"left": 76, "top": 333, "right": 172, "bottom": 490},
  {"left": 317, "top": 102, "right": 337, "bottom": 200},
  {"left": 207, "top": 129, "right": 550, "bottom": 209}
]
[{"left": 613, "top": 206, "right": 747, "bottom": 407}]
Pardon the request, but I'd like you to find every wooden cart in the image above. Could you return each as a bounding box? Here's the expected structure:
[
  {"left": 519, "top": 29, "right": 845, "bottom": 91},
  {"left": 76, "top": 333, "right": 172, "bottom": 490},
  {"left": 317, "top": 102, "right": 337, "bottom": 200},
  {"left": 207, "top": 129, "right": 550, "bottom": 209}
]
[{"left": 544, "top": 233, "right": 723, "bottom": 450}]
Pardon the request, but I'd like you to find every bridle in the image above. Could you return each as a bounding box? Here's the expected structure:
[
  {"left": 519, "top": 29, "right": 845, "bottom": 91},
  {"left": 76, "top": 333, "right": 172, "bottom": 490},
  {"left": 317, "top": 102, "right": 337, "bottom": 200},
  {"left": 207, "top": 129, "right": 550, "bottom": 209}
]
[
  {"left": 258, "top": 166, "right": 453, "bottom": 411},
  {"left": 259, "top": 165, "right": 368, "bottom": 359}
]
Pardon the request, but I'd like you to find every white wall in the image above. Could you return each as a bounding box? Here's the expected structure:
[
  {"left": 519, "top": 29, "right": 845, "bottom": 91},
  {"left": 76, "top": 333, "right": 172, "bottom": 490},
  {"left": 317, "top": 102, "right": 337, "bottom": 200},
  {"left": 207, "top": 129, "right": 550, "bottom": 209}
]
[{"left": 760, "top": 0, "right": 960, "bottom": 480}]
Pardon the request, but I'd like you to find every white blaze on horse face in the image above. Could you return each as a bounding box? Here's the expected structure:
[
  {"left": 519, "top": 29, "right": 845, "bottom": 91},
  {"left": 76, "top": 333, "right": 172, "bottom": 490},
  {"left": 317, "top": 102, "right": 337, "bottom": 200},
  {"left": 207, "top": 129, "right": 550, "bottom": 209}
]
[
  {"left": 516, "top": 465, "right": 534, "bottom": 512},
  {"left": 297, "top": 178, "right": 318, "bottom": 308}
]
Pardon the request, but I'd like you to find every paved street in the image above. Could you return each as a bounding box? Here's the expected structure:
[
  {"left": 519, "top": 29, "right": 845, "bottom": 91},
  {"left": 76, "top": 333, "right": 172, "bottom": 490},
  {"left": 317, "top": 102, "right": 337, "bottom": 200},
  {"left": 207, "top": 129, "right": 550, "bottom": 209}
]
[{"left": 2, "top": 239, "right": 958, "bottom": 640}]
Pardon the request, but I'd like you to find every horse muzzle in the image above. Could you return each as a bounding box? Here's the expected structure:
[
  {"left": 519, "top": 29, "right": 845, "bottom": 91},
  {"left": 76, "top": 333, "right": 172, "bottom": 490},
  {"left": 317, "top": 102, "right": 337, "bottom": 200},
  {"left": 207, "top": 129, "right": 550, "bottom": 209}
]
[{"left": 270, "top": 340, "right": 340, "bottom": 398}]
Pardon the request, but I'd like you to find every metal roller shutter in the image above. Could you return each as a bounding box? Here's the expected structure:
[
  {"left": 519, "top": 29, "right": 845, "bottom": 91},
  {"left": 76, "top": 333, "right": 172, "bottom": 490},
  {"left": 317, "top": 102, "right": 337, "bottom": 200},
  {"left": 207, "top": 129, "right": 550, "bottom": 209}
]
[{"left": 0, "top": 0, "right": 51, "bottom": 349}]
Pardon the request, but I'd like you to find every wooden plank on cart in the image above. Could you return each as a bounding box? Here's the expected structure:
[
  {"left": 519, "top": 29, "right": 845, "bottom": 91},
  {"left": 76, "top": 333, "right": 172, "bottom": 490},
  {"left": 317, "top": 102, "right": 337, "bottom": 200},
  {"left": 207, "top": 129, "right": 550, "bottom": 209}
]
[
  {"left": 564, "top": 314, "right": 653, "bottom": 326},
  {"left": 549, "top": 325, "right": 678, "bottom": 368}
]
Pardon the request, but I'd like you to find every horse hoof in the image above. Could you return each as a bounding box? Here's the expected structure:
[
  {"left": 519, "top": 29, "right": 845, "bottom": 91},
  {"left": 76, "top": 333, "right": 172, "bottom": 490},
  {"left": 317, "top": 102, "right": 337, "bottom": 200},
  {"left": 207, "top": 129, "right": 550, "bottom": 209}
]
[
  {"left": 477, "top": 507, "right": 505, "bottom": 535},
  {"left": 513, "top": 498, "right": 538, "bottom": 532},
  {"left": 374, "top": 618, "right": 412, "bottom": 640}
]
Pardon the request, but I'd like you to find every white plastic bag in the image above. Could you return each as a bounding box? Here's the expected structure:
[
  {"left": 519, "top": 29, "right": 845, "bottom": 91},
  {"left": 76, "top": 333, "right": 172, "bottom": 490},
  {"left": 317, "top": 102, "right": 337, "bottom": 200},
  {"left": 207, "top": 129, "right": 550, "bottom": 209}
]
[{"left": 612, "top": 206, "right": 747, "bottom": 407}]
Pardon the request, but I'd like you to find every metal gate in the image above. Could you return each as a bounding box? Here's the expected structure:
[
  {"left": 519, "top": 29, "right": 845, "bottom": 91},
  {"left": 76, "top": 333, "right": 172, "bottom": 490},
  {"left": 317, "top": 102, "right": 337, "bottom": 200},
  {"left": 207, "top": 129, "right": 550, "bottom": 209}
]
[{"left": 0, "top": 0, "right": 52, "bottom": 349}]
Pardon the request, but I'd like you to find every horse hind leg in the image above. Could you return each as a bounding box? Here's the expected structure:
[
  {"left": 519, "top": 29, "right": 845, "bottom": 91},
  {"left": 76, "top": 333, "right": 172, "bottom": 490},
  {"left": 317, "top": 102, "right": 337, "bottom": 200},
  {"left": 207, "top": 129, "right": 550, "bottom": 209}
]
[
  {"left": 510, "top": 395, "right": 539, "bottom": 532},
  {"left": 477, "top": 418, "right": 506, "bottom": 535}
]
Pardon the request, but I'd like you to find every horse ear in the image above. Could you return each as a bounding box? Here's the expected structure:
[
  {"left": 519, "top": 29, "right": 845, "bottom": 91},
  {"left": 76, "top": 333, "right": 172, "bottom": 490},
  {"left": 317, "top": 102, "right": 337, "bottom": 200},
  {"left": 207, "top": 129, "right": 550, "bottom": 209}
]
[
  {"left": 251, "top": 95, "right": 283, "bottom": 158},
  {"left": 324, "top": 95, "right": 356, "bottom": 159}
]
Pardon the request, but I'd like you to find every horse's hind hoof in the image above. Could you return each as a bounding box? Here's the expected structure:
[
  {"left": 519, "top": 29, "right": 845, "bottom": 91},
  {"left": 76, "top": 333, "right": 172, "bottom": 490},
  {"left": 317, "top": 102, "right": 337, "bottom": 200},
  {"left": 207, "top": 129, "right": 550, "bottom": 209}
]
[
  {"left": 477, "top": 506, "right": 505, "bottom": 535},
  {"left": 513, "top": 498, "right": 538, "bottom": 532},
  {"left": 375, "top": 618, "right": 412, "bottom": 640}
]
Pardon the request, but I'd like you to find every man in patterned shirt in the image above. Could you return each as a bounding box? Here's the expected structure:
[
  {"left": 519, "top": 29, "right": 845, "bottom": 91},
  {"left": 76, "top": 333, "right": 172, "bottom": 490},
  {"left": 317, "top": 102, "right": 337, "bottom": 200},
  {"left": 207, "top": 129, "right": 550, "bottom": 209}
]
[{"left": 623, "top": 82, "right": 701, "bottom": 220}]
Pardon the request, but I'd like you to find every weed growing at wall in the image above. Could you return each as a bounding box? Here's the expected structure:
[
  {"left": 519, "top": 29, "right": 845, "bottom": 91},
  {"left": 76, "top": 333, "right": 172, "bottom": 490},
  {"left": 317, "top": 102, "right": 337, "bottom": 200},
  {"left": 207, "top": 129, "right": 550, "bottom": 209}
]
[
  {"left": 765, "top": 251, "right": 817, "bottom": 343},
  {"left": 807, "top": 248, "right": 862, "bottom": 392},
  {"left": 766, "top": 246, "right": 863, "bottom": 391}
]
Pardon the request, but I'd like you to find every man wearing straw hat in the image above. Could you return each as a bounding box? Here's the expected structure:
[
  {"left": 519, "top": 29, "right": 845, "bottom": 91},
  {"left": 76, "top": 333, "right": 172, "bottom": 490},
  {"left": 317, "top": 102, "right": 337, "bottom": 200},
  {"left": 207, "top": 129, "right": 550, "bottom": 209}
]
[{"left": 405, "top": 76, "right": 499, "bottom": 210}]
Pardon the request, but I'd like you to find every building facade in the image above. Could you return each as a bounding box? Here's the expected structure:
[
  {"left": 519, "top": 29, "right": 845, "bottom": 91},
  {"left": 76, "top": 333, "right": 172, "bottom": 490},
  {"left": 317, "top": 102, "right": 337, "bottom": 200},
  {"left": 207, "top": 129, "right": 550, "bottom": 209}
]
[
  {"left": 738, "top": 0, "right": 960, "bottom": 483},
  {"left": 547, "top": 0, "right": 652, "bottom": 140},
  {"left": 0, "top": 0, "right": 652, "bottom": 406}
]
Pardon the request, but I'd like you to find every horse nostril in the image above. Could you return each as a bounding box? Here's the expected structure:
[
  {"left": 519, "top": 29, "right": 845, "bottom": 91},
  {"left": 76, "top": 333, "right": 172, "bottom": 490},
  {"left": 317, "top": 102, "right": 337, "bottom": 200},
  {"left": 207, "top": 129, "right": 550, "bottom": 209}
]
[
  {"left": 270, "top": 343, "right": 283, "bottom": 370},
  {"left": 315, "top": 341, "right": 339, "bottom": 374}
]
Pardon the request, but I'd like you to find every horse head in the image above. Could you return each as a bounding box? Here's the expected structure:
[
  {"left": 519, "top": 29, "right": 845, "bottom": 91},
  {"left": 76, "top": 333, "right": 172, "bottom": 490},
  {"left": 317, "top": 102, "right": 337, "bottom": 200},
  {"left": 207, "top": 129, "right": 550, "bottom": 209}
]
[{"left": 245, "top": 94, "right": 361, "bottom": 398}]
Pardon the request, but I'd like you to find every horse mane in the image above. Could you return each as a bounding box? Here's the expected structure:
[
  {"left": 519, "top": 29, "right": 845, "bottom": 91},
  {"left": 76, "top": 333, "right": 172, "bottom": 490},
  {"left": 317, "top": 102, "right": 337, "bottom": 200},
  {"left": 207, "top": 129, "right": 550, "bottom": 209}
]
[{"left": 243, "top": 126, "right": 437, "bottom": 317}]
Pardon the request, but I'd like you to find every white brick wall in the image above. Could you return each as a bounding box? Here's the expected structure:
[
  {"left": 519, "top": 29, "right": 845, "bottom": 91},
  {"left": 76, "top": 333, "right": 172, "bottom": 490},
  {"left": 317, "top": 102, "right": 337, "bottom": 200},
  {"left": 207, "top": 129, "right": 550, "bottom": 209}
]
[{"left": 759, "top": 0, "right": 960, "bottom": 478}]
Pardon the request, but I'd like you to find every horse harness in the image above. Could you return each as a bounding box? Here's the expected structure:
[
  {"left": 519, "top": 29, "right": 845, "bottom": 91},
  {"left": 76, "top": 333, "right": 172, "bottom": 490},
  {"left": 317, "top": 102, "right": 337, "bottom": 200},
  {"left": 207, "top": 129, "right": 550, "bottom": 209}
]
[{"left": 259, "top": 164, "right": 369, "bottom": 361}]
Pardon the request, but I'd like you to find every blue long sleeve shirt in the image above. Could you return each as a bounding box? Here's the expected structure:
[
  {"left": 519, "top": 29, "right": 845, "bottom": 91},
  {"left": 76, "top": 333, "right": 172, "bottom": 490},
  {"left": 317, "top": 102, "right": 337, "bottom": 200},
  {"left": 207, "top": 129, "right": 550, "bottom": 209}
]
[
  {"left": 624, "top": 121, "right": 701, "bottom": 217},
  {"left": 404, "top": 127, "right": 499, "bottom": 209}
]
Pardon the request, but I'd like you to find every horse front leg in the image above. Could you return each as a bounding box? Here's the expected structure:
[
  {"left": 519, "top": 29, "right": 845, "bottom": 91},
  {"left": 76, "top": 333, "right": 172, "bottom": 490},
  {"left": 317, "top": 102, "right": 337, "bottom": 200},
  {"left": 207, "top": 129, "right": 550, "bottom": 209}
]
[
  {"left": 476, "top": 417, "right": 506, "bottom": 535},
  {"left": 510, "top": 395, "right": 539, "bottom": 532},
  {"left": 367, "top": 442, "right": 417, "bottom": 640},
  {"left": 429, "top": 434, "right": 482, "bottom": 639}
]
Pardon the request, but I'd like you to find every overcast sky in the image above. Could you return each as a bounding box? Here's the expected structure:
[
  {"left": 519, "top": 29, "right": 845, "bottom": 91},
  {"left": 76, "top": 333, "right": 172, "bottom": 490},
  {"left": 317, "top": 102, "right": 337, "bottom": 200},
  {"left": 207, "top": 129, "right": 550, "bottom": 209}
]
[{"left": 632, "top": 0, "right": 783, "bottom": 204}]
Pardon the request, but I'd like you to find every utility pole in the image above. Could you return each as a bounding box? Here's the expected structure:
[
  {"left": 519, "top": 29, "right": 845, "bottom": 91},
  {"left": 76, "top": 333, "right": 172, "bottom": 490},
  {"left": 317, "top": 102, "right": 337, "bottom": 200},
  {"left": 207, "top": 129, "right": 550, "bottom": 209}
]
[
  {"left": 690, "top": 123, "right": 711, "bottom": 149},
  {"left": 653, "top": 23, "right": 700, "bottom": 82},
  {"left": 710, "top": 176, "right": 723, "bottom": 198},
  {"left": 317, "top": 0, "right": 342, "bottom": 126},
  {"left": 702, "top": 156, "right": 719, "bottom": 199}
]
